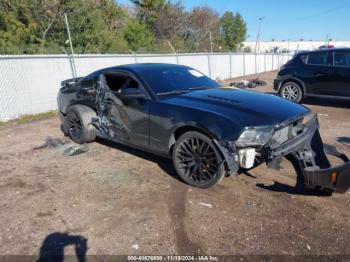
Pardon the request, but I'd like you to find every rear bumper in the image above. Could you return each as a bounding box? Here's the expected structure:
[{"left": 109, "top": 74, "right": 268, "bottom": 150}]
[{"left": 267, "top": 114, "right": 350, "bottom": 193}]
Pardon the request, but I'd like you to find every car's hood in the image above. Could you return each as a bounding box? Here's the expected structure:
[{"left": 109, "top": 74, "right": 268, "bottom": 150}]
[{"left": 161, "top": 88, "right": 310, "bottom": 127}]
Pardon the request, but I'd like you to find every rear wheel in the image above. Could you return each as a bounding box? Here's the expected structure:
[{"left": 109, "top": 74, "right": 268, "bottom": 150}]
[
  {"left": 65, "top": 105, "right": 96, "bottom": 144},
  {"left": 172, "top": 131, "right": 225, "bottom": 188},
  {"left": 279, "top": 82, "right": 303, "bottom": 103}
]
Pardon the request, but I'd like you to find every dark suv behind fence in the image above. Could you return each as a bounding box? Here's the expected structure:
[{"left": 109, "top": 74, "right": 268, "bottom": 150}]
[{"left": 274, "top": 48, "right": 350, "bottom": 103}]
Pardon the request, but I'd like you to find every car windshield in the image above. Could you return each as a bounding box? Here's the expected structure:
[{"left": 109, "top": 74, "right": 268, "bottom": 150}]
[{"left": 137, "top": 66, "right": 220, "bottom": 95}]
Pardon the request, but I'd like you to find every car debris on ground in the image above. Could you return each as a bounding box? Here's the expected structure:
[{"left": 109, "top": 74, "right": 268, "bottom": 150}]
[
  {"left": 229, "top": 78, "right": 267, "bottom": 89},
  {"left": 33, "top": 136, "right": 89, "bottom": 156},
  {"left": 63, "top": 144, "right": 89, "bottom": 157},
  {"left": 198, "top": 202, "right": 213, "bottom": 208},
  {"left": 33, "top": 136, "right": 70, "bottom": 150}
]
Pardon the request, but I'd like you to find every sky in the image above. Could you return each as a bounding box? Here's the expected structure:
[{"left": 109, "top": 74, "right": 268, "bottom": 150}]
[{"left": 117, "top": 0, "right": 350, "bottom": 41}]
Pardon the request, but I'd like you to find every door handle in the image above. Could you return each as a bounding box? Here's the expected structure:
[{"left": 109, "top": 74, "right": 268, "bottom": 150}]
[{"left": 314, "top": 72, "right": 327, "bottom": 77}]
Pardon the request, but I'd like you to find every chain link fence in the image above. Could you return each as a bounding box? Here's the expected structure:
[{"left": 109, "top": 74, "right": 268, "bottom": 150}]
[{"left": 0, "top": 52, "right": 292, "bottom": 121}]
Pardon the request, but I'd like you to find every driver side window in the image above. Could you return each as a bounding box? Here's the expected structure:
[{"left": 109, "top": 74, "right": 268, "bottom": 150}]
[{"left": 104, "top": 73, "right": 140, "bottom": 93}]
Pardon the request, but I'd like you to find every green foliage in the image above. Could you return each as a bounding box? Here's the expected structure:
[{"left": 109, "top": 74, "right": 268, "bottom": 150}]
[
  {"left": 220, "top": 11, "right": 247, "bottom": 52},
  {"left": 130, "top": 0, "right": 166, "bottom": 27},
  {"left": 0, "top": 0, "right": 247, "bottom": 54},
  {"left": 123, "top": 19, "right": 153, "bottom": 51},
  {"left": 243, "top": 46, "right": 252, "bottom": 53}
]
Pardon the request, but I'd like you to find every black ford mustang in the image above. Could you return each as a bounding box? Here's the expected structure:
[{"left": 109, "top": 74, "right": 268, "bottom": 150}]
[{"left": 58, "top": 63, "right": 350, "bottom": 193}]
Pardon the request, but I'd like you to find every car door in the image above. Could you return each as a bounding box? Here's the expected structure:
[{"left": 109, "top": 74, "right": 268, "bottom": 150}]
[
  {"left": 302, "top": 51, "right": 332, "bottom": 95},
  {"left": 96, "top": 71, "right": 150, "bottom": 149},
  {"left": 331, "top": 51, "right": 350, "bottom": 97}
]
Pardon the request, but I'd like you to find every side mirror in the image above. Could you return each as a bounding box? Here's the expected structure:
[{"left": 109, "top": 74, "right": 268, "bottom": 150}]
[{"left": 119, "top": 88, "right": 147, "bottom": 98}]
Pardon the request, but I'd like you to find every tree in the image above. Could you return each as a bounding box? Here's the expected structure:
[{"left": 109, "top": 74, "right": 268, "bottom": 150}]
[
  {"left": 0, "top": 0, "right": 247, "bottom": 54},
  {"left": 220, "top": 11, "right": 246, "bottom": 51},
  {"left": 0, "top": 0, "right": 133, "bottom": 54},
  {"left": 0, "top": 1, "right": 41, "bottom": 54},
  {"left": 186, "top": 6, "right": 220, "bottom": 52},
  {"left": 123, "top": 19, "right": 153, "bottom": 51},
  {"left": 130, "top": 0, "right": 165, "bottom": 27}
]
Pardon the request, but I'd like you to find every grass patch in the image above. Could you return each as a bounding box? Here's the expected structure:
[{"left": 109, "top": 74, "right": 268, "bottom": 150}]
[{"left": 0, "top": 110, "right": 57, "bottom": 128}]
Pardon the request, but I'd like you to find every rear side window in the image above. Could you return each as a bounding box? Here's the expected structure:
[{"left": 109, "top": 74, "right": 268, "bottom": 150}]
[
  {"left": 333, "top": 52, "right": 350, "bottom": 67},
  {"left": 300, "top": 55, "right": 307, "bottom": 64},
  {"left": 306, "top": 52, "right": 329, "bottom": 66}
]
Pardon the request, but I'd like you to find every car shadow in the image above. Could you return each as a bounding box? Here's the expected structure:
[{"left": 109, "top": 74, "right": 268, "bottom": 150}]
[
  {"left": 258, "top": 90, "right": 350, "bottom": 109},
  {"left": 255, "top": 155, "right": 332, "bottom": 197},
  {"left": 95, "top": 137, "right": 182, "bottom": 182},
  {"left": 37, "top": 232, "right": 88, "bottom": 262},
  {"left": 96, "top": 138, "right": 334, "bottom": 196},
  {"left": 337, "top": 136, "right": 350, "bottom": 147},
  {"left": 302, "top": 97, "right": 350, "bottom": 109}
]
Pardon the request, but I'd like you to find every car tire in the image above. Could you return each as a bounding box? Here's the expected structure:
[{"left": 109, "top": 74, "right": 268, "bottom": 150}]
[
  {"left": 65, "top": 105, "right": 97, "bottom": 144},
  {"left": 172, "top": 131, "right": 225, "bottom": 188},
  {"left": 279, "top": 82, "right": 303, "bottom": 103}
]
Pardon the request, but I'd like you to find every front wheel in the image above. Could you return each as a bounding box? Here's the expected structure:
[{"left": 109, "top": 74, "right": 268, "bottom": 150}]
[
  {"left": 172, "top": 131, "right": 225, "bottom": 188},
  {"left": 279, "top": 82, "right": 303, "bottom": 103}
]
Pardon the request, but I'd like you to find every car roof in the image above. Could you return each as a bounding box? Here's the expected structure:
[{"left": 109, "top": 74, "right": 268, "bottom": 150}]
[
  {"left": 297, "top": 48, "right": 350, "bottom": 56},
  {"left": 104, "top": 63, "right": 191, "bottom": 74},
  {"left": 84, "top": 63, "right": 191, "bottom": 79}
]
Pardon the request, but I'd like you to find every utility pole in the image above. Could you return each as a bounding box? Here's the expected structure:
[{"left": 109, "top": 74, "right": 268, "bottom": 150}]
[
  {"left": 254, "top": 17, "right": 264, "bottom": 76},
  {"left": 254, "top": 17, "right": 265, "bottom": 53},
  {"left": 209, "top": 31, "right": 213, "bottom": 53},
  {"left": 167, "top": 40, "right": 179, "bottom": 64},
  {"left": 325, "top": 33, "right": 330, "bottom": 46},
  {"left": 64, "top": 13, "right": 77, "bottom": 78}
]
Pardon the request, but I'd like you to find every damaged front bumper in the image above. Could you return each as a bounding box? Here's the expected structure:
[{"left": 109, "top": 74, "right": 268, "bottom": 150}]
[
  {"left": 219, "top": 114, "right": 350, "bottom": 194},
  {"left": 266, "top": 114, "right": 350, "bottom": 193},
  {"left": 303, "top": 156, "right": 350, "bottom": 193}
]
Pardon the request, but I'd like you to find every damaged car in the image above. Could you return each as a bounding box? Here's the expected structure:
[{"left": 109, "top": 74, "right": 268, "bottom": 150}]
[{"left": 58, "top": 63, "right": 350, "bottom": 193}]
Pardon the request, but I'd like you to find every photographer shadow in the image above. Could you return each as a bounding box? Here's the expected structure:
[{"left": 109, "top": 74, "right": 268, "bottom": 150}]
[{"left": 37, "top": 232, "right": 87, "bottom": 262}]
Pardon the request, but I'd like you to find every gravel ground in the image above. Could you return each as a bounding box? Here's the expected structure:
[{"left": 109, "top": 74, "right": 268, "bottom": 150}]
[{"left": 0, "top": 71, "right": 350, "bottom": 259}]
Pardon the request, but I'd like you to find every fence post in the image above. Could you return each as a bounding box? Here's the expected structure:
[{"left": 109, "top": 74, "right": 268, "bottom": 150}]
[
  {"left": 272, "top": 53, "right": 274, "bottom": 70},
  {"left": 229, "top": 53, "right": 232, "bottom": 79},
  {"left": 264, "top": 53, "right": 266, "bottom": 72},
  {"left": 278, "top": 53, "right": 280, "bottom": 68},
  {"left": 175, "top": 53, "right": 179, "bottom": 64},
  {"left": 64, "top": 52, "right": 76, "bottom": 78},
  {"left": 243, "top": 51, "right": 246, "bottom": 76},
  {"left": 207, "top": 53, "right": 212, "bottom": 78},
  {"left": 254, "top": 52, "right": 257, "bottom": 75}
]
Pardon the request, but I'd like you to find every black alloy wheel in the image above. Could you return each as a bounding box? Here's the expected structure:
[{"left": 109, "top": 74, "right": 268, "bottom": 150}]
[
  {"left": 67, "top": 110, "right": 83, "bottom": 142},
  {"left": 172, "top": 131, "right": 225, "bottom": 188},
  {"left": 65, "top": 105, "right": 97, "bottom": 144}
]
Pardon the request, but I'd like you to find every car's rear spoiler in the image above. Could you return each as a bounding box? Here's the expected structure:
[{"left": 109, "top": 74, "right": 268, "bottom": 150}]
[{"left": 61, "top": 77, "right": 83, "bottom": 89}]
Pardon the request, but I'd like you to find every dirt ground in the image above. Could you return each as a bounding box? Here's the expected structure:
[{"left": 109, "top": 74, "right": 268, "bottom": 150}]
[{"left": 1, "top": 71, "right": 350, "bottom": 259}]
